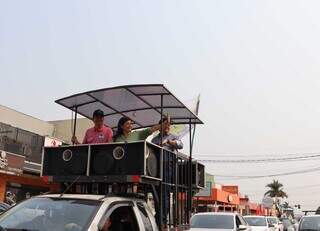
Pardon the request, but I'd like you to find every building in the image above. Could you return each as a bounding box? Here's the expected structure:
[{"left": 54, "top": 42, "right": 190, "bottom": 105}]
[
  {"left": 0, "top": 105, "right": 60, "bottom": 205},
  {"left": 193, "top": 176, "right": 241, "bottom": 213}
]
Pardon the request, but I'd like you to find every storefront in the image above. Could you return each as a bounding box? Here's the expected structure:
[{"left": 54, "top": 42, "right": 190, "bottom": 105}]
[
  {"left": 194, "top": 184, "right": 240, "bottom": 213},
  {"left": 0, "top": 150, "right": 58, "bottom": 205}
]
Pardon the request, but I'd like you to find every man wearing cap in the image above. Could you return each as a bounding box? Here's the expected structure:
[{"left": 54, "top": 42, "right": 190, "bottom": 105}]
[{"left": 72, "top": 109, "right": 113, "bottom": 144}]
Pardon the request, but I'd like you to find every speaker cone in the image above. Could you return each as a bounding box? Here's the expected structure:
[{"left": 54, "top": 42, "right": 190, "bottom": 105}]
[
  {"left": 62, "top": 149, "right": 73, "bottom": 162},
  {"left": 113, "top": 146, "right": 125, "bottom": 160},
  {"left": 146, "top": 148, "right": 158, "bottom": 177}
]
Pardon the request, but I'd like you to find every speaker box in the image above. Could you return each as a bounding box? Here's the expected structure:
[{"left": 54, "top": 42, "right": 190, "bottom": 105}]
[
  {"left": 89, "top": 142, "right": 162, "bottom": 179},
  {"left": 192, "top": 161, "right": 205, "bottom": 188},
  {"left": 42, "top": 145, "right": 89, "bottom": 176}
]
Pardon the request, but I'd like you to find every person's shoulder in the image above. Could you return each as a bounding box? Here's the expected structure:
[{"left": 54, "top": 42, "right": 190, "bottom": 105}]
[
  {"left": 103, "top": 125, "right": 113, "bottom": 132},
  {"left": 85, "top": 127, "right": 95, "bottom": 133},
  {"left": 151, "top": 134, "right": 159, "bottom": 142}
]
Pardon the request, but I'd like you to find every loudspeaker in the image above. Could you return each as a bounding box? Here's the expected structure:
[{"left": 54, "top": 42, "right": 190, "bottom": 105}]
[
  {"left": 89, "top": 142, "right": 162, "bottom": 179},
  {"left": 42, "top": 145, "right": 89, "bottom": 176},
  {"left": 192, "top": 161, "right": 205, "bottom": 188}
]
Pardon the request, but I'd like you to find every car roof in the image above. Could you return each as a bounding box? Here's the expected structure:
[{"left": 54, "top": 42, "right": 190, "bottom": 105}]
[
  {"left": 35, "top": 194, "right": 145, "bottom": 203},
  {"left": 301, "top": 215, "right": 320, "bottom": 218},
  {"left": 193, "top": 212, "right": 238, "bottom": 216}
]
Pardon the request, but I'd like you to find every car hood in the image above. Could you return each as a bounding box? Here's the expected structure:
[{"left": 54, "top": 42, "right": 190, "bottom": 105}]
[
  {"left": 249, "top": 226, "right": 268, "bottom": 231},
  {"left": 190, "top": 229, "right": 235, "bottom": 231}
]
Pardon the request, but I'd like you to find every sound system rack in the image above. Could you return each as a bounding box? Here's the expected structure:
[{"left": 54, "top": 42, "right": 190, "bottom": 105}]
[{"left": 41, "top": 141, "right": 205, "bottom": 229}]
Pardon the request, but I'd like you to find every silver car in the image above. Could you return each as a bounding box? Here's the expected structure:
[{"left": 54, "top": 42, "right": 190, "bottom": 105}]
[
  {"left": 298, "top": 215, "right": 320, "bottom": 231},
  {"left": 244, "top": 216, "right": 275, "bottom": 231},
  {"left": 190, "top": 212, "right": 251, "bottom": 231}
]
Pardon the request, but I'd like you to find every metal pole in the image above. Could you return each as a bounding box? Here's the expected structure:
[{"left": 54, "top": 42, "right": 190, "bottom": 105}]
[
  {"left": 72, "top": 107, "right": 78, "bottom": 145},
  {"left": 188, "top": 119, "right": 192, "bottom": 223},
  {"left": 159, "top": 94, "right": 164, "bottom": 228}
]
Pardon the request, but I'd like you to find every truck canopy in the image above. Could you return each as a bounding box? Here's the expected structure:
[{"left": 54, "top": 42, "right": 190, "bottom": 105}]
[{"left": 55, "top": 84, "right": 203, "bottom": 129}]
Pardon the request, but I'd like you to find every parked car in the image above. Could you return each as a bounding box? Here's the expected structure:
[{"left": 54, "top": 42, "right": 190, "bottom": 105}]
[
  {"left": 190, "top": 212, "right": 251, "bottom": 231},
  {"left": 268, "top": 216, "right": 283, "bottom": 231},
  {"left": 280, "top": 218, "right": 295, "bottom": 231},
  {"left": 244, "top": 216, "right": 275, "bottom": 231},
  {"left": 298, "top": 215, "right": 320, "bottom": 231},
  {"left": 0, "top": 203, "right": 10, "bottom": 214}
]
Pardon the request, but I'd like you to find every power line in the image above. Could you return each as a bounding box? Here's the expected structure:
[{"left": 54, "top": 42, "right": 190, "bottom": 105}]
[
  {"left": 214, "top": 166, "right": 320, "bottom": 179},
  {"left": 197, "top": 154, "right": 320, "bottom": 163},
  {"left": 194, "top": 152, "right": 320, "bottom": 158}
]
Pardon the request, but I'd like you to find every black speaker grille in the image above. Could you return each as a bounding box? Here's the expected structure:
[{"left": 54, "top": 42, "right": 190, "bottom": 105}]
[
  {"left": 42, "top": 146, "right": 88, "bottom": 176},
  {"left": 90, "top": 143, "right": 146, "bottom": 176}
]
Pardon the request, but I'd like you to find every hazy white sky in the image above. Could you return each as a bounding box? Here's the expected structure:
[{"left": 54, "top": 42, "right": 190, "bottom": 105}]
[{"left": 1, "top": 0, "right": 320, "bottom": 209}]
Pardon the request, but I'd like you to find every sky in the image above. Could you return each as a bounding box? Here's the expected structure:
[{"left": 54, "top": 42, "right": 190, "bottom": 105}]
[{"left": 1, "top": 0, "right": 320, "bottom": 209}]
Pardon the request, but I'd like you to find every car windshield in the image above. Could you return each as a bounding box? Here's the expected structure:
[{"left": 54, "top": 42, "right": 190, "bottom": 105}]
[
  {"left": 244, "top": 217, "right": 267, "bottom": 226},
  {"left": 0, "top": 197, "right": 101, "bottom": 231},
  {"left": 282, "top": 219, "right": 293, "bottom": 227},
  {"left": 190, "top": 214, "right": 234, "bottom": 229},
  {"left": 300, "top": 217, "right": 320, "bottom": 231},
  {"left": 268, "top": 217, "right": 278, "bottom": 224}
]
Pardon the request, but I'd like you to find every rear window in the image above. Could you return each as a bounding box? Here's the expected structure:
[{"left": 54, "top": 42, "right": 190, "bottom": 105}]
[
  {"left": 268, "top": 217, "right": 278, "bottom": 224},
  {"left": 244, "top": 217, "right": 267, "bottom": 226},
  {"left": 299, "top": 217, "right": 320, "bottom": 231},
  {"left": 190, "top": 214, "right": 234, "bottom": 229}
]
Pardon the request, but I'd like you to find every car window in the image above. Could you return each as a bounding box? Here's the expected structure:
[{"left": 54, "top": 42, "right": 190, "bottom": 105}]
[
  {"left": 136, "top": 202, "right": 153, "bottom": 231},
  {"left": 282, "top": 219, "right": 293, "bottom": 227},
  {"left": 104, "top": 204, "right": 139, "bottom": 231},
  {"left": 191, "top": 214, "right": 235, "bottom": 229},
  {"left": 244, "top": 217, "right": 267, "bottom": 226},
  {"left": 299, "top": 217, "right": 320, "bottom": 231}
]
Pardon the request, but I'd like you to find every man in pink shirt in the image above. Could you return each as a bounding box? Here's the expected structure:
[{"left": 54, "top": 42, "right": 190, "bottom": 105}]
[{"left": 72, "top": 109, "right": 113, "bottom": 144}]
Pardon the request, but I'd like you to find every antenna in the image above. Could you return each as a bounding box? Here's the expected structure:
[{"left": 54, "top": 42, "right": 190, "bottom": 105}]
[{"left": 59, "top": 176, "right": 81, "bottom": 197}]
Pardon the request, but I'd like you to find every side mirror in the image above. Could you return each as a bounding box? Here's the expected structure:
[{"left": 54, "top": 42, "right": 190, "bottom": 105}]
[
  {"left": 269, "top": 223, "right": 275, "bottom": 228},
  {"left": 279, "top": 222, "right": 283, "bottom": 225},
  {"left": 238, "top": 225, "right": 247, "bottom": 231}
]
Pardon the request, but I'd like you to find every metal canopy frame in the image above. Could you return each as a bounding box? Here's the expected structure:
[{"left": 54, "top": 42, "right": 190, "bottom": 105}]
[{"left": 55, "top": 84, "right": 203, "bottom": 130}]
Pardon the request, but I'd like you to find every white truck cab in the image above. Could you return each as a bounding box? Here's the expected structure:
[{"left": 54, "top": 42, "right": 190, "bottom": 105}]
[{"left": 0, "top": 194, "right": 158, "bottom": 231}]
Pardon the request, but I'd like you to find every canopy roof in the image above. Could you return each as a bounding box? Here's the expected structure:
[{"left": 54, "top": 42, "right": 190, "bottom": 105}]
[{"left": 55, "top": 84, "right": 203, "bottom": 129}]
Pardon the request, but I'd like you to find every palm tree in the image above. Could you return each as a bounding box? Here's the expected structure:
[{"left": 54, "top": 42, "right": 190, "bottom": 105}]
[{"left": 264, "top": 180, "right": 288, "bottom": 198}]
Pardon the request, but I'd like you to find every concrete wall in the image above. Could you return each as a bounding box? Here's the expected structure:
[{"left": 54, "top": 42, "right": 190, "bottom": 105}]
[
  {"left": 49, "top": 118, "right": 93, "bottom": 144},
  {"left": 0, "top": 105, "right": 54, "bottom": 136}
]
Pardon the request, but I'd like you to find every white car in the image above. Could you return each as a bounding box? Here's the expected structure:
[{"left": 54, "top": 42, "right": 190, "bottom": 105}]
[
  {"left": 0, "top": 194, "right": 159, "bottom": 231},
  {"left": 244, "top": 216, "right": 275, "bottom": 231},
  {"left": 190, "top": 212, "right": 251, "bottom": 231},
  {"left": 267, "top": 216, "right": 283, "bottom": 231}
]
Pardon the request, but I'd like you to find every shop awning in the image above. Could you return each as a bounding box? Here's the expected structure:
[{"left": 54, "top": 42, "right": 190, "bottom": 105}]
[{"left": 55, "top": 84, "right": 203, "bottom": 129}]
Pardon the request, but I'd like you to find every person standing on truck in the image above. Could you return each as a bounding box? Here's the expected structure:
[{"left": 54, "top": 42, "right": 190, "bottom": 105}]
[
  {"left": 113, "top": 116, "right": 168, "bottom": 142},
  {"left": 72, "top": 109, "right": 113, "bottom": 144},
  {"left": 151, "top": 117, "right": 183, "bottom": 228},
  {"left": 151, "top": 117, "right": 183, "bottom": 152}
]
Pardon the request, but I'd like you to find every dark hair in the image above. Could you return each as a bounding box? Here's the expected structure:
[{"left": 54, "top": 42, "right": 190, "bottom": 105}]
[
  {"left": 158, "top": 117, "right": 169, "bottom": 124},
  {"left": 113, "top": 116, "right": 131, "bottom": 141},
  {"left": 93, "top": 109, "right": 104, "bottom": 118}
]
